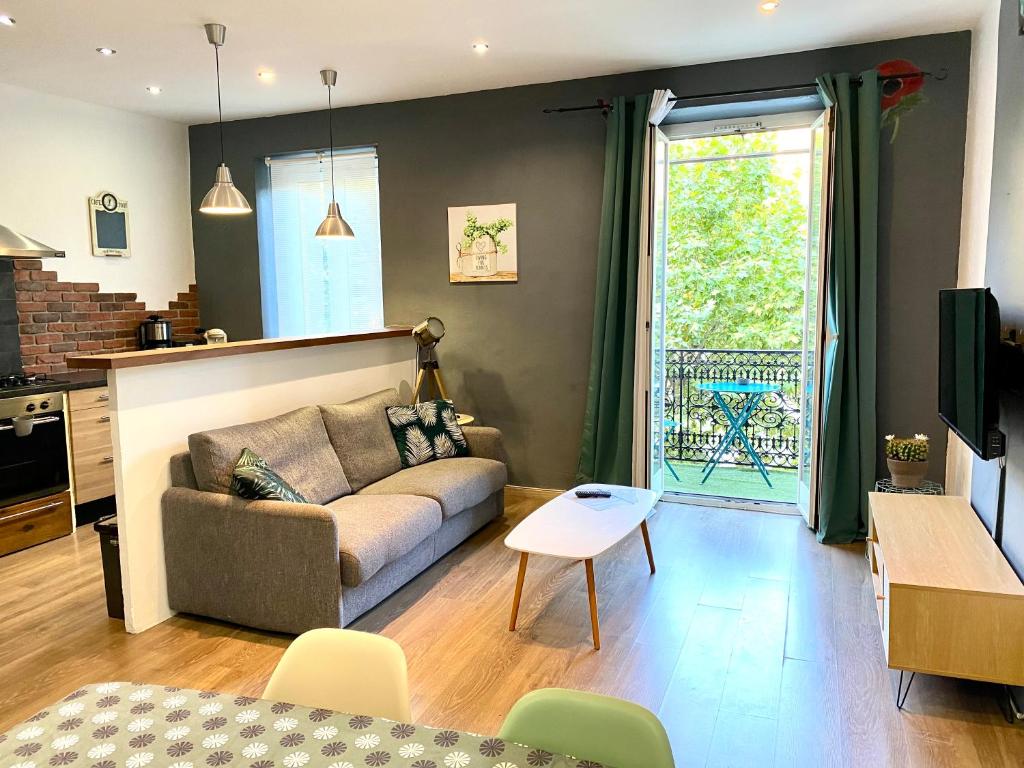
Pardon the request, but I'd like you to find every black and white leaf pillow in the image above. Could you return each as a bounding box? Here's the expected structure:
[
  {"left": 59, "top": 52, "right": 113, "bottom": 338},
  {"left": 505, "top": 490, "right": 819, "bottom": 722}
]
[
  {"left": 387, "top": 405, "right": 420, "bottom": 427},
  {"left": 433, "top": 431, "right": 457, "bottom": 459},
  {"left": 404, "top": 425, "right": 435, "bottom": 467},
  {"left": 387, "top": 400, "right": 471, "bottom": 468},
  {"left": 230, "top": 447, "right": 309, "bottom": 503},
  {"left": 418, "top": 400, "right": 439, "bottom": 427},
  {"left": 441, "top": 407, "right": 468, "bottom": 450}
]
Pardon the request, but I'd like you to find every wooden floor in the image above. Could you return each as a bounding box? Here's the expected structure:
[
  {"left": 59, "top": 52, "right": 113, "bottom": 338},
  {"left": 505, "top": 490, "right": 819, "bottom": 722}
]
[{"left": 1, "top": 492, "right": 1022, "bottom": 767}]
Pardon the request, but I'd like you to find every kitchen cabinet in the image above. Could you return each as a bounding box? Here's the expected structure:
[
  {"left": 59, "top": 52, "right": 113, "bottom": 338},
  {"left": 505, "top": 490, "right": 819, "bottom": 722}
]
[{"left": 69, "top": 386, "right": 115, "bottom": 504}]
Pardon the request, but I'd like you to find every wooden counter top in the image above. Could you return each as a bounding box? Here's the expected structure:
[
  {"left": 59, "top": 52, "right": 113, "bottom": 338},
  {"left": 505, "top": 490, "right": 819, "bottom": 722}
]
[{"left": 67, "top": 327, "right": 414, "bottom": 370}]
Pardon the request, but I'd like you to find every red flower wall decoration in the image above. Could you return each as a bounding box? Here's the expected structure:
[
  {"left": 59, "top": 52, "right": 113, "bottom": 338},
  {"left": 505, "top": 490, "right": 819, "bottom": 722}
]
[{"left": 876, "top": 59, "right": 926, "bottom": 142}]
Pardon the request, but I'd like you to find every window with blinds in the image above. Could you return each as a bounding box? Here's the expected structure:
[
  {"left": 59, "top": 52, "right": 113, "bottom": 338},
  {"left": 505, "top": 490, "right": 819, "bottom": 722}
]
[{"left": 257, "top": 148, "right": 383, "bottom": 338}]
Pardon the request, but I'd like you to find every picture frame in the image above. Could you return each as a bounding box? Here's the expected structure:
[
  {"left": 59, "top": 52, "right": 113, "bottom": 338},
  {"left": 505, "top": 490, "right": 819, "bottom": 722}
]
[
  {"left": 88, "top": 190, "right": 131, "bottom": 258},
  {"left": 447, "top": 203, "right": 518, "bottom": 283}
]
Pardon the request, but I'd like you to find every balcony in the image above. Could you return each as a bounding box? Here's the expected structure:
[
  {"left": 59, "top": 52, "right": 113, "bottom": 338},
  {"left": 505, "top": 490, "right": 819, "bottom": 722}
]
[{"left": 663, "top": 348, "right": 802, "bottom": 504}]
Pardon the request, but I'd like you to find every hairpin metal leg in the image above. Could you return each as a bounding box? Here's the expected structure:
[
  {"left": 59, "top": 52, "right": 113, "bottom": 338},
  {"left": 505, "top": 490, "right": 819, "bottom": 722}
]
[
  {"left": 896, "top": 670, "right": 916, "bottom": 709},
  {"left": 999, "top": 684, "right": 1024, "bottom": 725}
]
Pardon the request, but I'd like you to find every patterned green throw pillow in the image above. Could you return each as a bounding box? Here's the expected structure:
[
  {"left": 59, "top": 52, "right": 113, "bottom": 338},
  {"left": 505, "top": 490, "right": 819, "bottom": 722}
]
[
  {"left": 387, "top": 400, "right": 470, "bottom": 468},
  {"left": 230, "top": 447, "right": 309, "bottom": 503}
]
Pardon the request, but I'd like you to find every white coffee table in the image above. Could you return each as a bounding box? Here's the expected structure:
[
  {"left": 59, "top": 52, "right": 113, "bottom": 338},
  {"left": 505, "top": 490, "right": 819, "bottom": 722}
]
[{"left": 504, "top": 484, "right": 658, "bottom": 649}]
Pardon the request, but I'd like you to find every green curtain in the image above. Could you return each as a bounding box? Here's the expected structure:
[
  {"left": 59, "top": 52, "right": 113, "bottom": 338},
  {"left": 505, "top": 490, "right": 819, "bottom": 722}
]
[
  {"left": 815, "top": 72, "right": 881, "bottom": 543},
  {"left": 576, "top": 93, "right": 652, "bottom": 485}
]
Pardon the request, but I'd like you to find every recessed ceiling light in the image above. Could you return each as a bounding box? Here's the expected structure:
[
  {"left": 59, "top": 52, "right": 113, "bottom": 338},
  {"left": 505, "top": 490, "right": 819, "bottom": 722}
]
[
  {"left": 472, "top": 42, "right": 489, "bottom": 54},
  {"left": 758, "top": 0, "right": 781, "bottom": 13},
  {"left": 0, "top": 15, "right": 15, "bottom": 26},
  {"left": 96, "top": 47, "right": 116, "bottom": 56},
  {"left": 257, "top": 70, "right": 275, "bottom": 82},
  {"left": 146, "top": 85, "right": 162, "bottom": 95}
]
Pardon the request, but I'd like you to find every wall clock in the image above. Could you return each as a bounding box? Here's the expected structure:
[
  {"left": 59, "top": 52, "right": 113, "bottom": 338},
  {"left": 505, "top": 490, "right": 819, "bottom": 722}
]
[{"left": 88, "top": 190, "right": 131, "bottom": 258}]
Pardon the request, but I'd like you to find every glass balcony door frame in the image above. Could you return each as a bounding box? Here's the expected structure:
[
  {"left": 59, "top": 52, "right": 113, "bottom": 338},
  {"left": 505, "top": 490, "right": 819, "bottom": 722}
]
[
  {"left": 795, "top": 109, "right": 835, "bottom": 529},
  {"left": 654, "top": 109, "right": 830, "bottom": 516}
]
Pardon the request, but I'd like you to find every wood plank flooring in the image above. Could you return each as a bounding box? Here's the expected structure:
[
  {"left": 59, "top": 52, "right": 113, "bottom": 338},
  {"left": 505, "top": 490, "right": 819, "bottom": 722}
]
[{"left": 1, "top": 492, "right": 1022, "bottom": 766}]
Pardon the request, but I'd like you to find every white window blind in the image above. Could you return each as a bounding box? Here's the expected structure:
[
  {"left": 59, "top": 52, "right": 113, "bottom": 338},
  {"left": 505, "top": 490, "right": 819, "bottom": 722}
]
[{"left": 258, "top": 148, "right": 383, "bottom": 337}]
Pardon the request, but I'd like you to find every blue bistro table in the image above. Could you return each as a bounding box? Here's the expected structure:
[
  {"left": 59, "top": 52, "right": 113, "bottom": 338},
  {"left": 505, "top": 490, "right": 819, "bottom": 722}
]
[{"left": 696, "top": 380, "right": 782, "bottom": 488}]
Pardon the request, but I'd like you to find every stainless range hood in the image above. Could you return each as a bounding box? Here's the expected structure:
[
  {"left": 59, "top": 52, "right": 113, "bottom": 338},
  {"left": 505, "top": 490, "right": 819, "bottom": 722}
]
[{"left": 0, "top": 224, "right": 65, "bottom": 259}]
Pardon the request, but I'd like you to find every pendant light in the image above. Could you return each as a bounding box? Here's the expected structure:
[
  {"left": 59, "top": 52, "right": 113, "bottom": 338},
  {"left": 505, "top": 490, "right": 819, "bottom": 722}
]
[
  {"left": 199, "top": 23, "right": 251, "bottom": 215},
  {"left": 315, "top": 69, "right": 356, "bottom": 239}
]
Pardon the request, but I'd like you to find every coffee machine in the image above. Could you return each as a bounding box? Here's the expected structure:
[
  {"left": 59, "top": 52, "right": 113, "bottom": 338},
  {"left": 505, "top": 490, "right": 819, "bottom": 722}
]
[{"left": 138, "top": 315, "right": 173, "bottom": 350}]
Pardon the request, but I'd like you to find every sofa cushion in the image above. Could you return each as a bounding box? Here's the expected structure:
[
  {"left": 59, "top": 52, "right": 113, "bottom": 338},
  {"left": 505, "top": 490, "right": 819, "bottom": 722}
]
[
  {"left": 357, "top": 457, "right": 507, "bottom": 519},
  {"left": 230, "top": 448, "right": 309, "bottom": 503},
  {"left": 188, "top": 406, "right": 350, "bottom": 505},
  {"left": 386, "top": 400, "right": 470, "bottom": 468},
  {"left": 325, "top": 494, "right": 442, "bottom": 587},
  {"left": 320, "top": 390, "right": 403, "bottom": 491}
]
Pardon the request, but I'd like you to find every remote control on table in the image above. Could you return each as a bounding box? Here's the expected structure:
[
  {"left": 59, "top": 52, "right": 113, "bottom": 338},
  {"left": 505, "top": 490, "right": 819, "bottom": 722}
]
[{"left": 575, "top": 489, "right": 612, "bottom": 498}]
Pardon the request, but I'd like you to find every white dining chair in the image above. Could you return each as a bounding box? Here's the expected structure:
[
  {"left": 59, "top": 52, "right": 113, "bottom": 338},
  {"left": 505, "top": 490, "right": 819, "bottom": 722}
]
[{"left": 263, "top": 628, "right": 412, "bottom": 721}]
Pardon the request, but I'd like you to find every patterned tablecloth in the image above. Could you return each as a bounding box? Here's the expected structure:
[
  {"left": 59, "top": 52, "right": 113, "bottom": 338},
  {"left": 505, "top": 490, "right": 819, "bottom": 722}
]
[{"left": 0, "top": 683, "right": 605, "bottom": 768}]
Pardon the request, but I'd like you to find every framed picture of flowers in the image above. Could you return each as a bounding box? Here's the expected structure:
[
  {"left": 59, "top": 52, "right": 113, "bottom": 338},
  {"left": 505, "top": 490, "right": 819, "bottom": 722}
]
[{"left": 447, "top": 203, "right": 518, "bottom": 283}]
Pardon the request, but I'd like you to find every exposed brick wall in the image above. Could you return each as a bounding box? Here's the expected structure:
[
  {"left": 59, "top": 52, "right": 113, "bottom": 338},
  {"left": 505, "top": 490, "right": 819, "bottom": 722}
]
[{"left": 13, "top": 258, "right": 200, "bottom": 374}]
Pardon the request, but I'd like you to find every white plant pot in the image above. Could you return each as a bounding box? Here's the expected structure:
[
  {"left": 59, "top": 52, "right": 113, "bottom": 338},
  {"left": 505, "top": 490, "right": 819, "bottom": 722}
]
[{"left": 459, "top": 236, "right": 498, "bottom": 277}]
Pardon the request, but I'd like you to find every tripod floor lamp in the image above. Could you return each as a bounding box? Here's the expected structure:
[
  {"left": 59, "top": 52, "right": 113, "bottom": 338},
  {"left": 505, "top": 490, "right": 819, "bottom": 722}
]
[{"left": 411, "top": 317, "right": 449, "bottom": 403}]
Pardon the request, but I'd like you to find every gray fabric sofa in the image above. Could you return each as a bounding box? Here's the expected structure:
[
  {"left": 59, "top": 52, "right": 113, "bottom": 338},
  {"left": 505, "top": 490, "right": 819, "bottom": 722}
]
[{"left": 161, "top": 388, "right": 508, "bottom": 634}]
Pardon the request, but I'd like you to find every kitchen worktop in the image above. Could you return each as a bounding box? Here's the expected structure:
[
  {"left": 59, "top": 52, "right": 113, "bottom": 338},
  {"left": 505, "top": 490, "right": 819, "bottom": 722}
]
[
  {"left": 44, "top": 370, "right": 108, "bottom": 391},
  {"left": 0, "top": 370, "right": 107, "bottom": 398},
  {"left": 67, "top": 327, "right": 414, "bottom": 370}
]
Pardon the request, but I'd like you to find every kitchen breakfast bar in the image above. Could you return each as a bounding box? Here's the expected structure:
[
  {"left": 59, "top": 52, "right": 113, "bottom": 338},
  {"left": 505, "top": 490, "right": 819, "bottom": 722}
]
[{"left": 68, "top": 328, "right": 416, "bottom": 632}]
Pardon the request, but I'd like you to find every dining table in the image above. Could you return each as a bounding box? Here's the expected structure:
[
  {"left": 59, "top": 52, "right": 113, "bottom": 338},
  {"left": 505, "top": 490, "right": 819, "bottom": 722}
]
[{"left": 0, "top": 682, "right": 606, "bottom": 768}]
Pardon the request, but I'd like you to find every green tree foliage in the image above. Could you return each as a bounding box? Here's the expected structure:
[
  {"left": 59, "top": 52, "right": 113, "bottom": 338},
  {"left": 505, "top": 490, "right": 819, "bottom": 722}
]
[{"left": 666, "top": 132, "right": 808, "bottom": 350}]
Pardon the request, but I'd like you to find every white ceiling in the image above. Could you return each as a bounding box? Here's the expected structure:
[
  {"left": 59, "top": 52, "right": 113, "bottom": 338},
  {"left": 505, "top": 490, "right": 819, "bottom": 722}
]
[{"left": 0, "top": 0, "right": 985, "bottom": 125}]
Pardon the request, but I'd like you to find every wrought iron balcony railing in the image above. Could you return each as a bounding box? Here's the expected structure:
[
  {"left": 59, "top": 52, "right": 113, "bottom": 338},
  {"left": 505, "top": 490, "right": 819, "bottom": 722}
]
[{"left": 664, "top": 348, "right": 802, "bottom": 470}]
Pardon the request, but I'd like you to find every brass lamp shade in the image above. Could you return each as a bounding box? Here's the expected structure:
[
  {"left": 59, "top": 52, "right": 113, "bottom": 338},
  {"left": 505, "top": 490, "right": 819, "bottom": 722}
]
[
  {"left": 200, "top": 164, "right": 251, "bottom": 215},
  {"left": 315, "top": 201, "right": 355, "bottom": 239},
  {"left": 412, "top": 317, "right": 445, "bottom": 348}
]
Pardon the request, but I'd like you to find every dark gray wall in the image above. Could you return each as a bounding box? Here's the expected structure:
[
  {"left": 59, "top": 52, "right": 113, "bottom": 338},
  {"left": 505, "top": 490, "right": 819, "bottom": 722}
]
[
  {"left": 974, "top": 0, "right": 1024, "bottom": 577},
  {"left": 189, "top": 32, "right": 971, "bottom": 489}
]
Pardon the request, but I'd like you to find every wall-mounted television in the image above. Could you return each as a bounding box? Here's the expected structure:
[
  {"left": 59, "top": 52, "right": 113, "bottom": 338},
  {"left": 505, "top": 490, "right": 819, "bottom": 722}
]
[{"left": 938, "top": 288, "right": 1004, "bottom": 460}]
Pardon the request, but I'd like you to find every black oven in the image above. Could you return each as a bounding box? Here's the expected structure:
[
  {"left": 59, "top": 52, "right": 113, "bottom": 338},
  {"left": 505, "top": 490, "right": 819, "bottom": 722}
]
[{"left": 0, "top": 392, "right": 70, "bottom": 508}]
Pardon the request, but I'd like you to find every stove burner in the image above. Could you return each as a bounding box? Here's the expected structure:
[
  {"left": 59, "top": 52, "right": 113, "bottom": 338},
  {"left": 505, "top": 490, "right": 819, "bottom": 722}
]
[{"left": 0, "top": 373, "right": 53, "bottom": 389}]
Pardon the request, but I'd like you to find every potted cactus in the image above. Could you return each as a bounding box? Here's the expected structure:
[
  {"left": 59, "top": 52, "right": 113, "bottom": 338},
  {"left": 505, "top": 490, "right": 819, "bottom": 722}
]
[{"left": 885, "top": 434, "right": 930, "bottom": 489}]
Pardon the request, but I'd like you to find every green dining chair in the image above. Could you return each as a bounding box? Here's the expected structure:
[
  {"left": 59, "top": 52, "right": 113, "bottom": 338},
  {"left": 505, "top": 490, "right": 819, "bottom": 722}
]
[{"left": 498, "top": 688, "right": 675, "bottom": 768}]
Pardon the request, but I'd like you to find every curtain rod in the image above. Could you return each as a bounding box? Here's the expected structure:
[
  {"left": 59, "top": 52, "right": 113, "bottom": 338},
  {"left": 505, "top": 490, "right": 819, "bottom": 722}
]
[{"left": 542, "top": 67, "right": 948, "bottom": 114}]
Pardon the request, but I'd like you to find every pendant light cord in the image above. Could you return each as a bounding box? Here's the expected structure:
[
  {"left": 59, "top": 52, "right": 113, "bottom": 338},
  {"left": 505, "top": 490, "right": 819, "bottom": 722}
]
[
  {"left": 214, "top": 43, "right": 225, "bottom": 164},
  {"left": 327, "top": 85, "right": 336, "bottom": 203}
]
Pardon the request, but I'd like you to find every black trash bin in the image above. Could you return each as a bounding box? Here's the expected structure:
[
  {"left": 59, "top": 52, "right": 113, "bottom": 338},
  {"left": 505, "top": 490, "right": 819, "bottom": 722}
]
[{"left": 94, "top": 516, "right": 124, "bottom": 620}]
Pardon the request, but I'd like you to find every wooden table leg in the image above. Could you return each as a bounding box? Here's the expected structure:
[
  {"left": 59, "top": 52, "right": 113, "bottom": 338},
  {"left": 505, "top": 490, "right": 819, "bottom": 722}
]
[
  {"left": 584, "top": 558, "right": 600, "bottom": 650},
  {"left": 508, "top": 552, "right": 529, "bottom": 631},
  {"left": 640, "top": 519, "right": 656, "bottom": 574}
]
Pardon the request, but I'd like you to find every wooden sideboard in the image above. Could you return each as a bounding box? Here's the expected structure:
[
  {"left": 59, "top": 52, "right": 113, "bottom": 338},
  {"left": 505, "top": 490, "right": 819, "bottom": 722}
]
[
  {"left": 867, "top": 492, "right": 1024, "bottom": 690},
  {"left": 68, "top": 386, "right": 115, "bottom": 504}
]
